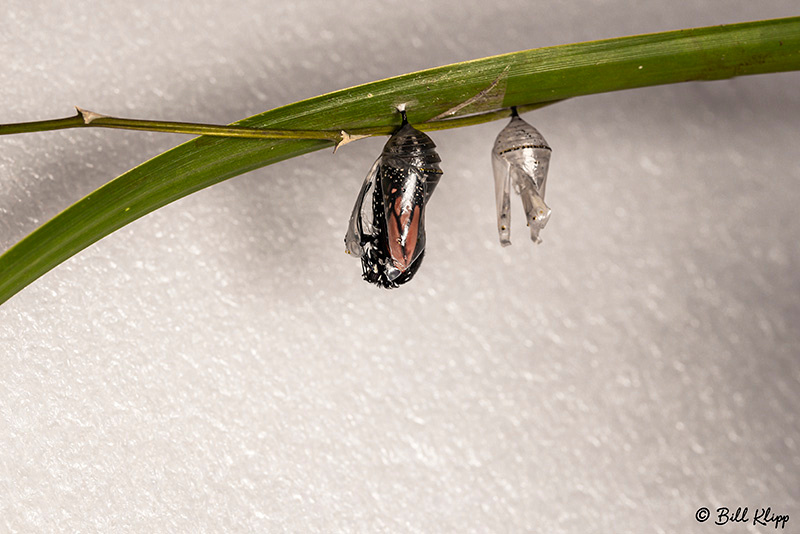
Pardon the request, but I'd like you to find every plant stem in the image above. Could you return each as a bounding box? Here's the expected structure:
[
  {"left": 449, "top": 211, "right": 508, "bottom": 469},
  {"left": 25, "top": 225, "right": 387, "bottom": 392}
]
[
  {"left": 0, "top": 102, "right": 560, "bottom": 144},
  {"left": 0, "top": 114, "right": 85, "bottom": 135},
  {"left": 0, "top": 108, "right": 342, "bottom": 141}
]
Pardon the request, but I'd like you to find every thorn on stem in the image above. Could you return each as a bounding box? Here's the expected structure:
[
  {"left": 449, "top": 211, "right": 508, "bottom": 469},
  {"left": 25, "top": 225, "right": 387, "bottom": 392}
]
[
  {"left": 334, "top": 130, "right": 369, "bottom": 153},
  {"left": 75, "top": 107, "right": 108, "bottom": 125}
]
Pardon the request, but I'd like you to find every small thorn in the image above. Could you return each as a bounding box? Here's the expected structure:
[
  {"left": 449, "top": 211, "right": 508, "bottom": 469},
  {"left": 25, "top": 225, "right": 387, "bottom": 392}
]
[
  {"left": 75, "top": 107, "right": 108, "bottom": 124},
  {"left": 333, "top": 130, "right": 368, "bottom": 153}
]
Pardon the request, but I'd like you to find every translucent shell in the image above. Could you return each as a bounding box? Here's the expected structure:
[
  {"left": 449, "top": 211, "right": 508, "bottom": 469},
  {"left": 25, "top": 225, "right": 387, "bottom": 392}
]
[
  {"left": 491, "top": 115, "right": 552, "bottom": 246},
  {"left": 344, "top": 157, "right": 380, "bottom": 260},
  {"left": 345, "top": 121, "right": 442, "bottom": 288}
]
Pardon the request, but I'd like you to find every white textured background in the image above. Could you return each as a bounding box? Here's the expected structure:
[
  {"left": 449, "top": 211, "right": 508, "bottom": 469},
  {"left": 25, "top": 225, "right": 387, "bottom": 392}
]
[{"left": 1, "top": 2, "right": 799, "bottom": 532}]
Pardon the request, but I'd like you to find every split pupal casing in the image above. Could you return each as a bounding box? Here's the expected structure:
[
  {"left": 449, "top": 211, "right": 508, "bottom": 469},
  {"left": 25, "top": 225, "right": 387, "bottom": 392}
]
[
  {"left": 344, "top": 120, "right": 443, "bottom": 288},
  {"left": 491, "top": 115, "right": 552, "bottom": 246}
]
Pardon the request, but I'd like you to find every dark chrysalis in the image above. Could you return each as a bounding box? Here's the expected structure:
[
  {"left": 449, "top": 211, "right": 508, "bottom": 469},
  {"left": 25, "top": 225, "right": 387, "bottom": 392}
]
[
  {"left": 491, "top": 108, "right": 552, "bottom": 246},
  {"left": 345, "top": 109, "right": 443, "bottom": 288}
]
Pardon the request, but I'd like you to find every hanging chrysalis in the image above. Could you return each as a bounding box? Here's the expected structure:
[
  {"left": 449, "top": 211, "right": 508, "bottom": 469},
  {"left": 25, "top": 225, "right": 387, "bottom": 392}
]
[
  {"left": 491, "top": 108, "right": 552, "bottom": 246},
  {"left": 345, "top": 109, "right": 443, "bottom": 288}
]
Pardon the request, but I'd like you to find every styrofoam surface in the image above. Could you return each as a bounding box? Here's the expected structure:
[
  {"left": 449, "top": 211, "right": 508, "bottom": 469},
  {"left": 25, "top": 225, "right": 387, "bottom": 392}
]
[{"left": 1, "top": 2, "right": 798, "bottom": 532}]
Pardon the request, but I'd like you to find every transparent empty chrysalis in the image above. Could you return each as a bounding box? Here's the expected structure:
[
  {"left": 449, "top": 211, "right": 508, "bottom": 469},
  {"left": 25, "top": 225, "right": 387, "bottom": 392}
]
[
  {"left": 345, "top": 109, "right": 443, "bottom": 288},
  {"left": 491, "top": 109, "right": 552, "bottom": 246}
]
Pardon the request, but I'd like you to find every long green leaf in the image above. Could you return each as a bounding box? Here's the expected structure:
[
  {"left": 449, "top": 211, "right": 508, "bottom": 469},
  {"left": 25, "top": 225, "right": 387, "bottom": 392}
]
[{"left": 1, "top": 17, "right": 799, "bottom": 306}]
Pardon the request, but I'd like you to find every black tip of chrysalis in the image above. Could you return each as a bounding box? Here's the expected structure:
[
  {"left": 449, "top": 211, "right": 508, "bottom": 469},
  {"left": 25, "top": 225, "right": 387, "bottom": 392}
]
[
  {"left": 510, "top": 106, "right": 519, "bottom": 118},
  {"left": 399, "top": 108, "right": 408, "bottom": 125}
]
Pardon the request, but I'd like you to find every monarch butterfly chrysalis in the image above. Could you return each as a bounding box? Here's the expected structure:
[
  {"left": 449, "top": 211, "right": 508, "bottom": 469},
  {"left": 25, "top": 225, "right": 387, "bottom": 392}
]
[
  {"left": 491, "top": 108, "right": 552, "bottom": 246},
  {"left": 345, "top": 109, "right": 443, "bottom": 288}
]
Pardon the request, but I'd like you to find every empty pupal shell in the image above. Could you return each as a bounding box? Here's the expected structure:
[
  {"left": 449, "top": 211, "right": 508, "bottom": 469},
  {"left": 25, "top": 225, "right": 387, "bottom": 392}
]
[
  {"left": 491, "top": 113, "right": 552, "bottom": 246},
  {"left": 345, "top": 112, "right": 443, "bottom": 288}
]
